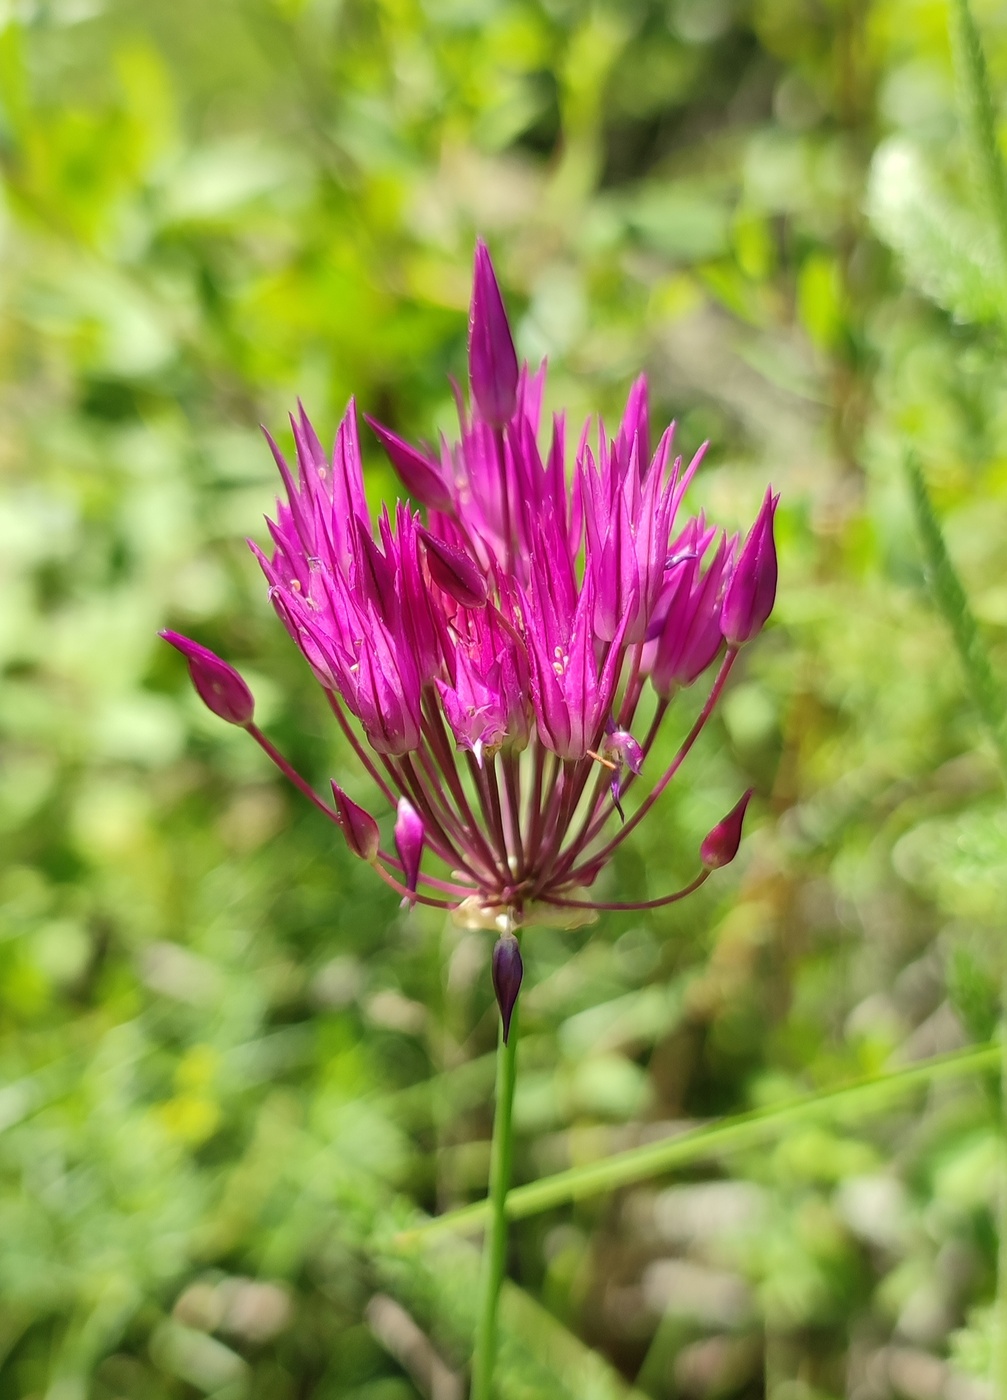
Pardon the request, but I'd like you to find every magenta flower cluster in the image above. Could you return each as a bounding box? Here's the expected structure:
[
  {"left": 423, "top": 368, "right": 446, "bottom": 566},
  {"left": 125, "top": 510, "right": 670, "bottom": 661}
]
[{"left": 163, "top": 243, "right": 776, "bottom": 984}]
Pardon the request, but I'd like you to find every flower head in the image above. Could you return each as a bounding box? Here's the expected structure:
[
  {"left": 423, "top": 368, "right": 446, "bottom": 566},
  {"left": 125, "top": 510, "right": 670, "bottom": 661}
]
[{"left": 165, "top": 244, "right": 776, "bottom": 950}]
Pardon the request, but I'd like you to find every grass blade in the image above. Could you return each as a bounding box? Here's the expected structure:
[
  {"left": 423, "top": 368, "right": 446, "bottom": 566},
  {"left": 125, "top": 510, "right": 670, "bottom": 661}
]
[{"left": 407, "top": 1042, "right": 998, "bottom": 1239}]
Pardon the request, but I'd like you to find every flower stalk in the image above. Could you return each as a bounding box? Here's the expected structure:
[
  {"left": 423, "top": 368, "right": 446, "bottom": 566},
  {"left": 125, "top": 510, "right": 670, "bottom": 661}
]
[{"left": 471, "top": 986, "right": 521, "bottom": 1400}]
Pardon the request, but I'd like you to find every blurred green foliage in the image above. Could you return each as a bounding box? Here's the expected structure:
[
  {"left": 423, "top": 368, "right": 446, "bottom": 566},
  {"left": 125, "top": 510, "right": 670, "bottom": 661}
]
[{"left": 3, "top": 0, "right": 1007, "bottom": 1396}]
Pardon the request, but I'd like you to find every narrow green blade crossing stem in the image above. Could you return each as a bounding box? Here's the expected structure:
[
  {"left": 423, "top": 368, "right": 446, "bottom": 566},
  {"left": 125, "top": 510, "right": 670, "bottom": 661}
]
[
  {"left": 470, "top": 1002, "right": 520, "bottom": 1400},
  {"left": 413, "top": 1043, "right": 998, "bottom": 1242}
]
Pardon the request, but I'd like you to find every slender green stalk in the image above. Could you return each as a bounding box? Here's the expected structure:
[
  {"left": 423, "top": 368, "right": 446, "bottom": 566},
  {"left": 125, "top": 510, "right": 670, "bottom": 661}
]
[
  {"left": 998, "top": 965, "right": 1007, "bottom": 1399},
  {"left": 950, "top": 0, "right": 1007, "bottom": 267},
  {"left": 411, "top": 1042, "right": 997, "bottom": 1241},
  {"left": 907, "top": 449, "right": 1007, "bottom": 1393},
  {"left": 905, "top": 454, "right": 1007, "bottom": 777},
  {"left": 470, "top": 1001, "right": 520, "bottom": 1400}
]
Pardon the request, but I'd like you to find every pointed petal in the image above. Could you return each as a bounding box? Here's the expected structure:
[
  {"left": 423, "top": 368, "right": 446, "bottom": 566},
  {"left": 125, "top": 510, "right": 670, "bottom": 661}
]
[
  {"left": 468, "top": 239, "right": 519, "bottom": 427},
  {"left": 366, "top": 416, "right": 454, "bottom": 513}
]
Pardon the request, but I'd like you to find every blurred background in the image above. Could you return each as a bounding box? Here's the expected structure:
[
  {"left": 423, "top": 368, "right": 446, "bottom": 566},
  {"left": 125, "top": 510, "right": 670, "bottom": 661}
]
[{"left": 2, "top": 0, "right": 1007, "bottom": 1396}]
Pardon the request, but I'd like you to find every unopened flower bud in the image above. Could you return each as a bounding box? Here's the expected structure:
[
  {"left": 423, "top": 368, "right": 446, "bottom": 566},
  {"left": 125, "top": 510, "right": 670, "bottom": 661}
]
[
  {"left": 491, "top": 931, "right": 523, "bottom": 1044},
  {"left": 366, "top": 417, "right": 454, "bottom": 513},
  {"left": 331, "top": 782, "right": 381, "bottom": 863},
  {"left": 394, "top": 797, "right": 424, "bottom": 902},
  {"left": 700, "top": 789, "right": 754, "bottom": 870},
  {"left": 468, "top": 239, "right": 519, "bottom": 427},
  {"left": 721, "top": 488, "right": 779, "bottom": 647},
  {"left": 160, "top": 630, "right": 255, "bottom": 726},
  {"left": 419, "top": 528, "right": 488, "bottom": 609}
]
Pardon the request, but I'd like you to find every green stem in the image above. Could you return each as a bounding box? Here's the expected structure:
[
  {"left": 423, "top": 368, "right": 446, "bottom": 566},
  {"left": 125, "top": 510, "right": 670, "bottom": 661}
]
[
  {"left": 471, "top": 1000, "right": 520, "bottom": 1400},
  {"left": 998, "top": 965, "right": 1007, "bottom": 1398}
]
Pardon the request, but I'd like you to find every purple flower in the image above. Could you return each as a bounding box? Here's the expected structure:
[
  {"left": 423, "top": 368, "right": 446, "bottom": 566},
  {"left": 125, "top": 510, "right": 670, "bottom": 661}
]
[
  {"left": 469, "top": 238, "right": 519, "bottom": 428},
  {"left": 365, "top": 418, "right": 454, "bottom": 513},
  {"left": 648, "top": 525, "right": 734, "bottom": 696},
  {"left": 160, "top": 631, "right": 254, "bottom": 726},
  {"left": 163, "top": 242, "right": 777, "bottom": 972},
  {"left": 700, "top": 789, "right": 754, "bottom": 869},
  {"left": 395, "top": 798, "right": 425, "bottom": 901},
  {"left": 720, "top": 487, "right": 779, "bottom": 648},
  {"left": 331, "top": 783, "right": 381, "bottom": 863}
]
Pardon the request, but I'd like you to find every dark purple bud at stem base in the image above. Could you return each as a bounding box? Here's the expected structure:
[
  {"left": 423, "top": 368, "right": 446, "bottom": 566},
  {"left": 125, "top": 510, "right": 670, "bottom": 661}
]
[
  {"left": 492, "top": 932, "right": 523, "bottom": 1044},
  {"left": 700, "top": 788, "right": 754, "bottom": 870}
]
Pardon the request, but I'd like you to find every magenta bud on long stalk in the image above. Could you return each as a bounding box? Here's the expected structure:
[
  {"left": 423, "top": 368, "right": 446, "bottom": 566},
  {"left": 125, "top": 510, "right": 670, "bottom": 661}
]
[
  {"left": 160, "top": 630, "right": 255, "bottom": 727},
  {"left": 700, "top": 788, "right": 754, "bottom": 870},
  {"left": 491, "top": 932, "right": 523, "bottom": 1044},
  {"left": 331, "top": 782, "right": 381, "bottom": 863}
]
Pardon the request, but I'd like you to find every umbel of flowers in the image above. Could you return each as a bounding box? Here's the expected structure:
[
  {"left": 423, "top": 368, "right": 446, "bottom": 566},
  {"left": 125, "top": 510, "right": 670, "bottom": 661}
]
[{"left": 162, "top": 242, "right": 777, "bottom": 1034}]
